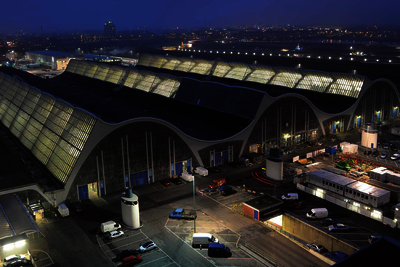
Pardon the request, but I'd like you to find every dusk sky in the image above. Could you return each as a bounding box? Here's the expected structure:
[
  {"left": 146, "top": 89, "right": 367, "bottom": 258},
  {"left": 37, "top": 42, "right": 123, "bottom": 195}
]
[{"left": 2, "top": 0, "right": 399, "bottom": 33}]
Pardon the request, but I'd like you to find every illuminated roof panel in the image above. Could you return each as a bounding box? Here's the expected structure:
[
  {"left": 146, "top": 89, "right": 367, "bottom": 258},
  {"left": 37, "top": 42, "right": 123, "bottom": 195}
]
[
  {"left": 327, "top": 74, "right": 365, "bottom": 98},
  {"left": 0, "top": 74, "right": 97, "bottom": 184},
  {"left": 269, "top": 68, "right": 303, "bottom": 88},
  {"left": 213, "top": 62, "right": 231, "bottom": 77},
  {"left": 245, "top": 65, "right": 275, "bottom": 84},
  {"left": 296, "top": 71, "right": 333, "bottom": 93}
]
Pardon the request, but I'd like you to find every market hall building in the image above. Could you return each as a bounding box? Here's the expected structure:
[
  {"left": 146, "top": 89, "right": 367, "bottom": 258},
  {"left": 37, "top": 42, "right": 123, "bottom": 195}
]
[{"left": 0, "top": 53, "right": 398, "bottom": 206}]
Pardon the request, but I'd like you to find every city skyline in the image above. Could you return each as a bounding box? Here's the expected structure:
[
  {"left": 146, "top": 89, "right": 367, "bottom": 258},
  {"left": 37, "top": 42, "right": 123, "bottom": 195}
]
[{"left": 1, "top": 0, "right": 400, "bottom": 33}]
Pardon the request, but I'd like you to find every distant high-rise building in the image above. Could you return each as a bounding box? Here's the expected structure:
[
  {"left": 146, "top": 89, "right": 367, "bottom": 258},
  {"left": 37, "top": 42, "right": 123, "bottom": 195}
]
[{"left": 104, "top": 21, "right": 116, "bottom": 37}]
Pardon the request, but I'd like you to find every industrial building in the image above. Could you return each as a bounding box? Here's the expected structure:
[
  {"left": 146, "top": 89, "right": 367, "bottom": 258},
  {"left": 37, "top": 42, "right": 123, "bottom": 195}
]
[
  {"left": 25, "top": 51, "right": 74, "bottom": 70},
  {"left": 0, "top": 52, "right": 399, "bottom": 206}
]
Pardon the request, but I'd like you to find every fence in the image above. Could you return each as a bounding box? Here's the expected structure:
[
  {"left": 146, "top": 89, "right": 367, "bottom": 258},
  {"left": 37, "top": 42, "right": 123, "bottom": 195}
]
[{"left": 297, "top": 183, "right": 397, "bottom": 228}]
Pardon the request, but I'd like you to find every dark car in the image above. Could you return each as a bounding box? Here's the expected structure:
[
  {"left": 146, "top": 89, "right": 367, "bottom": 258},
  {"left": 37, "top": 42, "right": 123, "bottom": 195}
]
[
  {"left": 114, "top": 249, "right": 139, "bottom": 262},
  {"left": 160, "top": 179, "right": 171, "bottom": 186},
  {"left": 381, "top": 151, "right": 388, "bottom": 159},
  {"left": 307, "top": 243, "right": 328, "bottom": 254},
  {"left": 169, "top": 178, "right": 182, "bottom": 185},
  {"left": 320, "top": 218, "right": 337, "bottom": 226},
  {"left": 324, "top": 251, "right": 348, "bottom": 262},
  {"left": 382, "top": 141, "right": 389, "bottom": 149},
  {"left": 371, "top": 150, "right": 379, "bottom": 157}
]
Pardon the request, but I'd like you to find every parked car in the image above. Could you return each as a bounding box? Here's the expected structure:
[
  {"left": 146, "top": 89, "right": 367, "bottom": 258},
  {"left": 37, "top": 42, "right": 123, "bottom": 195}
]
[
  {"left": 382, "top": 141, "right": 389, "bottom": 149},
  {"left": 320, "top": 218, "right": 337, "bottom": 226},
  {"left": 324, "top": 251, "right": 348, "bottom": 262},
  {"left": 391, "top": 153, "right": 400, "bottom": 160},
  {"left": 121, "top": 255, "right": 142, "bottom": 266},
  {"left": 160, "top": 179, "right": 170, "bottom": 186},
  {"left": 139, "top": 241, "right": 157, "bottom": 253},
  {"left": 219, "top": 185, "right": 235, "bottom": 196},
  {"left": 371, "top": 150, "right": 379, "bottom": 157},
  {"left": 329, "top": 223, "right": 349, "bottom": 232},
  {"left": 169, "top": 178, "right": 182, "bottom": 185},
  {"left": 114, "top": 250, "right": 139, "bottom": 262},
  {"left": 368, "top": 235, "right": 381, "bottom": 243},
  {"left": 3, "top": 255, "right": 27, "bottom": 266},
  {"left": 108, "top": 230, "right": 124, "bottom": 240},
  {"left": 381, "top": 151, "right": 388, "bottom": 159},
  {"left": 306, "top": 243, "right": 328, "bottom": 253}
]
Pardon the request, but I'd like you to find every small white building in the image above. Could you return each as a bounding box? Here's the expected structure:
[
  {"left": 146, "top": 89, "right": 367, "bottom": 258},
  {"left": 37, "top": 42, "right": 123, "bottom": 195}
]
[
  {"left": 345, "top": 181, "right": 390, "bottom": 208},
  {"left": 308, "top": 169, "right": 356, "bottom": 196}
]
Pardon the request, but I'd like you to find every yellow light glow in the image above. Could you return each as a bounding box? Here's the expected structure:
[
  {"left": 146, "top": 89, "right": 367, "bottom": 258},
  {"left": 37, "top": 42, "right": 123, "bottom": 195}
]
[
  {"left": 15, "top": 240, "right": 26, "bottom": 247},
  {"left": 4, "top": 244, "right": 14, "bottom": 251}
]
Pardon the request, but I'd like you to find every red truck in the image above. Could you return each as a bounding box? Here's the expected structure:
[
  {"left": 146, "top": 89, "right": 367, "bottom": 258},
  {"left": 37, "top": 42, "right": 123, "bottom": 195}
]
[{"left": 208, "top": 178, "right": 226, "bottom": 189}]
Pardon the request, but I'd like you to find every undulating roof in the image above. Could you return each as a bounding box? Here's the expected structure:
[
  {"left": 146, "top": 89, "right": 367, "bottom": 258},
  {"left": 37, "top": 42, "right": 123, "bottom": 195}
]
[
  {"left": 0, "top": 71, "right": 97, "bottom": 184},
  {"left": 138, "top": 54, "right": 365, "bottom": 98}
]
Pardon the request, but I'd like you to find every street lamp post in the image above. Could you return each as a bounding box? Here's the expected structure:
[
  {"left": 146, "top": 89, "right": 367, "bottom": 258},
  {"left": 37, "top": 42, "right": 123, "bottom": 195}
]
[{"left": 193, "top": 174, "right": 196, "bottom": 233}]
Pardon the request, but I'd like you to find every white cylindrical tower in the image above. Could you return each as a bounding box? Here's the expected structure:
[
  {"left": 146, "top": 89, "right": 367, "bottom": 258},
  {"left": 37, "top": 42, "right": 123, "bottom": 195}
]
[
  {"left": 361, "top": 123, "right": 378, "bottom": 149},
  {"left": 121, "top": 189, "right": 140, "bottom": 229},
  {"left": 266, "top": 148, "right": 283, "bottom": 180}
]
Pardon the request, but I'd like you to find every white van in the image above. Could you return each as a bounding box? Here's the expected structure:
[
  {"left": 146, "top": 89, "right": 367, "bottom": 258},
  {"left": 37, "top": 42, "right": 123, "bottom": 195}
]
[
  {"left": 181, "top": 172, "right": 193, "bottom": 182},
  {"left": 282, "top": 193, "right": 298, "bottom": 201},
  {"left": 306, "top": 208, "right": 328, "bottom": 220},
  {"left": 101, "top": 221, "right": 122, "bottom": 233},
  {"left": 192, "top": 233, "right": 219, "bottom": 248},
  {"left": 195, "top": 167, "right": 208, "bottom": 176},
  {"left": 58, "top": 204, "right": 69, "bottom": 217}
]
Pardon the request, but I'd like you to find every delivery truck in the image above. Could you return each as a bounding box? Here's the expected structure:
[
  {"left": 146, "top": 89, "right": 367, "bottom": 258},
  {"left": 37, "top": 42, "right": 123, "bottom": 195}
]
[
  {"left": 306, "top": 208, "right": 328, "bottom": 220},
  {"left": 101, "top": 221, "right": 122, "bottom": 233}
]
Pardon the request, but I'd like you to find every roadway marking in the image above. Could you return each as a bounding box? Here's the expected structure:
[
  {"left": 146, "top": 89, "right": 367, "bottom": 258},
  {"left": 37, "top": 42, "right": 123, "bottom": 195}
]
[
  {"left": 103, "top": 238, "right": 150, "bottom": 252},
  {"left": 137, "top": 256, "right": 167, "bottom": 266},
  {"left": 101, "top": 237, "right": 148, "bottom": 247},
  {"left": 140, "top": 230, "right": 181, "bottom": 267},
  {"left": 161, "top": 262, "right": 176, "bottom": 267},
  {"left": 164, "top": 219, "right": 218, "bottom": 267}
]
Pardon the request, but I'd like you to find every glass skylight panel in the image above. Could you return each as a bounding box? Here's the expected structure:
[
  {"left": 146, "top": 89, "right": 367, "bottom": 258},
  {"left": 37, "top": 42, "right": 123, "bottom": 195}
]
[
  {"left": 83, "top": 64, "right": 98, "bottom": 78},
  {"left": 105, "top": 66, "right": 123, "bottom": 84},
  {"left": 137, "top": 54, "right": 154, "bottom": 67},
  {"left": 269, "top": 70, "right": 302, "bottom": 88},
  {"left": 163, "top": 58, "right": 180, "bottom": 70},
  {"left": 225, "top": 64, "right": 248, "bottom": 80},
  {"left": 327, "top": 76, "right": 364, "bottom": 98},
  {"left": 213, "top": 62, "right": 231, "bottom": 77},
  {"left": 175, "top": 60, "right": 192, "bottom": 72},
  {"left": 296, "top": 74, "right": 333, "bottom": 92},
  {"left": 66, "top": 59, "right": 78, "bottom": 73},
  {"left": 74, "top": 61, "right": 88, "bottom": 76},
  {"left": 153, "top": 78, "right": 180, "bottom": 97},
  {"left": 151, "top": 55, "right": 167, "bottom": 68},
  {"left": 245, "top": 66, "right": 275, "bottom": 83},
  {"left": 123, "top": 70, "right": 140, "bottom": 88},
  {"left": 93, "top": 64, "right": 110, "bottom": 81},
  {"left": 190, "top": 60, "right": 212, "bottom": 75},
  {"left": 135, "top": 73, "right": 155, "bottom": 92}
]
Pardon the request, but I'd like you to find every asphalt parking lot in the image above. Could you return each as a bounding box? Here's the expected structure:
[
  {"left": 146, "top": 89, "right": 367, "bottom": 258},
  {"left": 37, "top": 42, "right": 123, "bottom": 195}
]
[
  {"left": 165, "top": 214, "right": 264, "bottom": 267},
  {"left": 287, "top": 191, "right": 380, "bottom": 247},
  {"left": 199, "top": 186, "right": 259, "bottom": 210},
  {"left": 97, "top": 228, "right": 179, "bottom": 267}
]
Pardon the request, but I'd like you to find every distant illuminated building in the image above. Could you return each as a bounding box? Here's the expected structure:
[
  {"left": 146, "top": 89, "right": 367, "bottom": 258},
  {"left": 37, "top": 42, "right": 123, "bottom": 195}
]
[{"left": 104, "top": 21, "right": 116, "bottom": 37}]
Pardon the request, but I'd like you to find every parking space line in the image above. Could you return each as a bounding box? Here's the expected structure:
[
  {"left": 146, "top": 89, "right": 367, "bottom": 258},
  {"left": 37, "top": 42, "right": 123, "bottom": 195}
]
[
  {"left": 164, "top": 220, "right": 217, "bottom": 267},
  {"left": 140, "top": 230, "right": 181, "bottom": 267},
  {"left": 161, "top": 262, "right": 176, "bottom": 267},
  {"left": 139, "top": 249, "right": 162, "bottom": 258},
  {"left": 103, "top": 238, "right": 150, "bottom": 252},
  {"left": 101, "top": 237, "right": 148, "bottom": 247},
  {"left": 137, "top": 256, "right": 167, "bottom": 266}
]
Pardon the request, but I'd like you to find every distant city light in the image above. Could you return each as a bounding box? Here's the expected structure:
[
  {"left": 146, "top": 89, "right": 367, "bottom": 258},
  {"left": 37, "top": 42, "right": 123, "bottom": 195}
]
[
  {"left": 339, "top": 57, "right": 342, "bottom": 60},
  {"left": 389, "top": 60, "right": 392, "bottom": 63},
  {"left": 364, "top": 58, "right": 367, "bottom": 62},
  {"left": 329, "top": 57, "right": 331, "bottom": 59},
  {"left": 376, "top": 59, "right": 379, "bottom": 62},
  {"left": 350, "top": 58, "right": 353, "bottom": 61}
]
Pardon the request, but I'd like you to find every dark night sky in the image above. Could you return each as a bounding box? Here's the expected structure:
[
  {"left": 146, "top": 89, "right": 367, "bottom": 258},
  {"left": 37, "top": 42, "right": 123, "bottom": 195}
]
[{"left": 2, "top": 0, "right": 399, "bottom": 33}]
